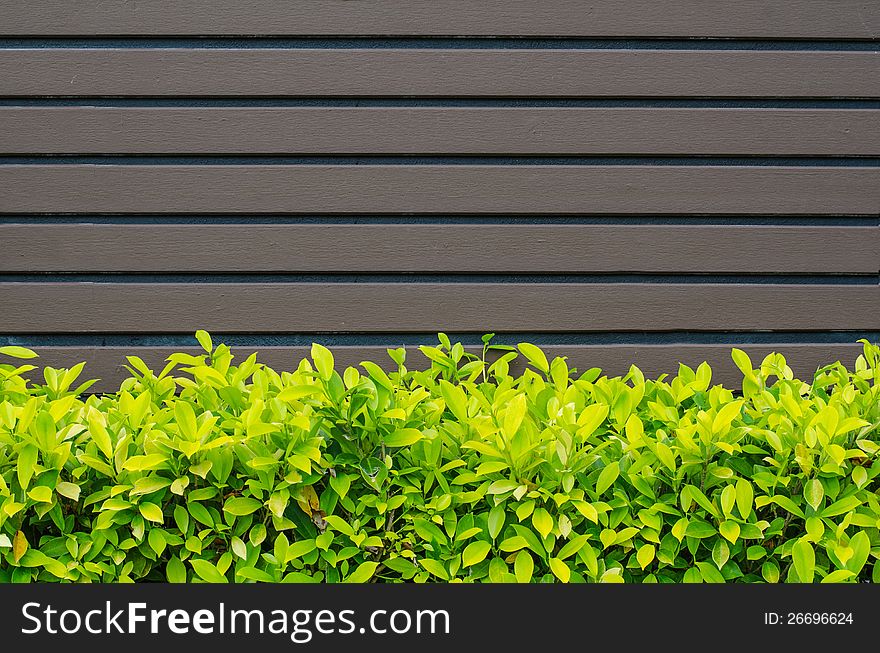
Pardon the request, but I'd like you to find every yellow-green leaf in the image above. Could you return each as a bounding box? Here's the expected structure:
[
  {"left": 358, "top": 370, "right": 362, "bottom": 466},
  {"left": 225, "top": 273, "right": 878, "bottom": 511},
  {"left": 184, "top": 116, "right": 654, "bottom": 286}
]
[
  {"left": 13, "top": 530, "right": 28, "bottom": 563},
  {"left": 139, "top": 502, "right": 164, "bottom": 523},
  {"left": 549, "top": 557, "right": 570, "bottom": 583},
  {"left": 637, "top": 544, "right": 655, "bottom": 569},
  {"left": 462, "top": 541, "right": 491, "bottom": 568},
  {"left": 595, "top": 462, "right": 620, "bottom": 495}
]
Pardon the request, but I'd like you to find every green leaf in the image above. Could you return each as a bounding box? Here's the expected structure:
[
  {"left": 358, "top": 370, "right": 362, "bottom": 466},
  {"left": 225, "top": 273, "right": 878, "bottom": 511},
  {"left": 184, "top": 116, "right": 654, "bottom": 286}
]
[
  {"left": 139, "top": 502, "right": 164, "bottom": 524},
  {"left": 344, "top": 561, "right": 378, "bottom": 583},
  {"left": 845, "top": 531, "right": 870, "bottom": 575},
  {"left": 148, "top": 528, "right": 166, "bottom": 556},
  {"left": 383, "top": 428, "right": 423, "bottom": 448},
  {"left": 771, "top": 495, "right": 805, "bottom": 519},
  {"left": 792, "top": 538, "right": 815, "bottom": 583},
  {"left": 174, "top": 401, "right": 198, "bottom": 441},
  {"left": 88, "top": 416, "right": 113, "bottom": 460},
  {"left": 27, "top": 486, "right": 53, "bottom": 503},
  {"left": 514, "top": 551, "right": 534, "bottom": 583},
  {"left": 719, "top": 521, "right": 740, "bottom": 544},
  {"left": 166, "top": 556, "right": 187, "bottom": 583},
  {"left": 12, "top": 531, "right": 28, "bottom": 563},
  {"left": 0, "top": 345, "right": 38, "bottom": 359},
  {"left": 487, "top": 505, "right": 505, "bottom": 540},
  {"left": 419, "top": 558, "right": 449, "bottom": 580},
  {"left": 730, "top": 348, "right": 753, "bottom": 376},
  {"left": 462, "top": 541, "right": 491, "bottom": 568},
  {"left": 821, "top": 496, "right": 861, "bottom": 518},
  {"left": 286, "top": 540, "right": 317, "bottom": 560},
  {"left": 231, "top": 536, "right": 247, "bottom": 559},
  {"left": 821, "top": 569, "right": 856, "bottom": 583},
  {"left": 685, "top": 521, "right": 716, "bottom": 539},
  {"left": 311, "top": 343, "right": 335, "bottom": 380},
  {"left": 188, "top": 502, "right": 214, "bottom": 528},
  {"left": 238, "top": 567, "right": 275, "bottom": 583},
  {"left": 223, "top": 497, "right": 262, "bottom": 516},
  {"left": 549, "top": 558, "right": 570, "bottom": 583},
  {"left": 696, "top": 562, "right": 726, "bottom": 583},
  {"left": 195, "top": 330, "right": 213, "bottom": 353},
  {"left": 735, "top": 479, "right": 753, "bottom": 519},
  {"left": 17, "top": 444, "right": 38, "bottom": 490},
  {"left": 636, "top": 544, "right": 655, "bottom": 570},
  {"left": 711, "top": 540, "right": 730, "bottom": 569},
  {"left": 655, "top": 442, "right": 676, "bottom": 472},
  {"left": 190, "top": 559, "right": 228, "bottom": 583},
  {"left": 487, "top": 480, "right": 519, "bottom": 495},
  {"left": 517, "top": 343, "right": 549, "bottom": 374},
  {"left": 173, "top": 505, "right": 189, "bottom": 534},
  {"left": 761, "top": 560, "right": 780, "bottom": 583},
  {"left": 329, "top": 474, "right": 352, "bottom": 500},
  {"left": 803, "top": 479, "right": 824, "bottom": 511},
  {"left": 123, "top": 454, "right": 169, "bottom": 472},
  {"left": 439, "top": 381, "right": 469, "bottom": 422},
  {"left": 531, "top": 507, "right": 553, "bottom": 539},
  {"left": 595, "top": 461, "right": 620, "bottom": 495},
  {"left": 499, "top": 536, "right": 529, "bottom": 553}
]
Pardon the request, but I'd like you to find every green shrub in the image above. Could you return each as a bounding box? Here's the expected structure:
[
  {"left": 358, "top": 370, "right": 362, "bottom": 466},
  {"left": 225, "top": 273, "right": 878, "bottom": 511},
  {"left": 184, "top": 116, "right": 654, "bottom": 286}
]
[{"left": 0, "top": 333, "right": 878, "bottom": 583}]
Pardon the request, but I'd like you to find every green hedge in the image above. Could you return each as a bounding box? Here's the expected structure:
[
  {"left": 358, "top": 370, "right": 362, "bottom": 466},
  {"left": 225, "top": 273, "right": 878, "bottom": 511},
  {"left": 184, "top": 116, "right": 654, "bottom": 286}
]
[{"left": 1, "top": 333, "right": 878, "bottom": 583}]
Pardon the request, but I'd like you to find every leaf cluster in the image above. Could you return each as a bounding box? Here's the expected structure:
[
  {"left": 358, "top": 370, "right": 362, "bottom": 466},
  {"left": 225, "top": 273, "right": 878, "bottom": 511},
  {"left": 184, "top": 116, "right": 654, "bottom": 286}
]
[{"left": 1, "top": 334, "right": 878, "bottom": 583}]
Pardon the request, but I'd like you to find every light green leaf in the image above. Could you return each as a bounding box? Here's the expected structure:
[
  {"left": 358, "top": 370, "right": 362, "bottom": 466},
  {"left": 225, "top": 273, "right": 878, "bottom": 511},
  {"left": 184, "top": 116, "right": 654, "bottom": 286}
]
[
  {"left": 17, "top": 444, "right": 38, "bottom": 490},
  {"left": 514, "top": 551, "right": 534, "bottom": 583},
  {"left": 595, "top": 461, "right": 620, "bottom": 495},
  {"left": 0, "top": 345, "right": 38, "bottom": 359},
  {"left": 517, "top": 343, "right": 549, "bottom": 374},
  {"left": 344, "top": 561, "right": 378, "bottom": 583},
  {"left": 846, "top": 531, "right": 870, "bottom": 575},
  {"left": 174, "top": 402, "right": 198, "bottom": 440},
  {"left": 190, "top": 559, "right": 228, "bottom": 583},
  {"left": 719, "top": 521, "right": 740, "bottom": 544},
  {"left": 549, "top": 557, "right": 570, "bottom": 583},
  {"left": 735, "top": 479, "right": 753, "bottom": 519},
  {"left": 487, "top": 505, "right": 505, "bottom": 540},
  {"left": 311, "top": 343, "right": 335, "bottom": 380},
  {"left": 462, "top": 541, "right": 491, "bottom": 568},
  {"left": 231, "top": 536, "right": 247, "bottom": 559},
  {"left": 148, "top": 528, "right": 166, "bottom": 556},
  {"left": 821, "top": 569, "right": 856, "bottom": 583},
  {"left": 531, "top": 507, "right": 553, "bottom": 539},
  {"left": 636, "top": 544, "right": 655, "bottom": 570},
  {"left": 27, "top": 486, "right": 53, "bottom": 503},
  {"left": 223, "top": 497, "right": 262, "bottom": 516},
  {"left": 419, "top": 558, "right": 449, "bottom": 580},
  {"left": 804, "top": 479, "right": 824, "bottom": 511},
  {"left": 499, "top": 536, "right": 529, "bottom": 553},
  {"left": 139, "top": 502, "right": 164, "bottom": 523},
  {"left": 792, "top": 538, "right": 815, "bottom": 583},
  {"left": 166, "top": 557, "right": 187, "bottom": 583},
  {"left": 383, "top": 428, "right": 423, "bottom": 448}
]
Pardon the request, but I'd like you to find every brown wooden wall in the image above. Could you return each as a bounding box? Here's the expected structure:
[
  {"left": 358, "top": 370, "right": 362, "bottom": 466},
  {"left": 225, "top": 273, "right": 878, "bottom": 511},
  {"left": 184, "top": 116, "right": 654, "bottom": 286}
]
[{"left": 1, "top": 1, "right": 878, "bottom": 392}]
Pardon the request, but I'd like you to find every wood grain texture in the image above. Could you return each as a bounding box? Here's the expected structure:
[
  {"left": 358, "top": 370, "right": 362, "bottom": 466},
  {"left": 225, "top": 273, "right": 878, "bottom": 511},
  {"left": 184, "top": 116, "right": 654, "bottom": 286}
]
[
  {"left": 1, "top": 283, "right": 877, "bottom": 332},
  {"left": 2, "top": 49, "right": 877, "bottom": 98},
  {"left": 1, "top": 224, "right": 877, "bottom": 274},
  {"left": 1, "top": 1, "right": 877, "bottom": 38},
  {"left": 2, "top": 108, "right": 878, "bottom": 156},
  {"left": 1, "top": 165, "right": 876, "bottom": 215},
  {"left": 22, "top": 343, "right": 869, "bottom": 394}
]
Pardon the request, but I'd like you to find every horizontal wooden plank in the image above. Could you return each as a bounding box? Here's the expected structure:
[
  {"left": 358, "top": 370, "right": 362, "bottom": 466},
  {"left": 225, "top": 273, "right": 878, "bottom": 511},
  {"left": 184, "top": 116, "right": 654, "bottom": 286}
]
[
  {"left": 1, "top": 225, "right": 877, "bottom": 274},
  {"left": 1, "top": 50, "right": 876, "bottom": 98},
  {"left": 20, "top": 343, "right": 869, "bottom": 394},
  {"left": 1, "top": 165, "right": 876, "bottom": 215},
  {"left": 0, "top": 283, "right": 876, "bottom": 332},
  {"left": 1, "top": 1, "right": 877, "bottom": 38},
  {"left": 2, "top": 108, "right": 878, "bottom": 155}
]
